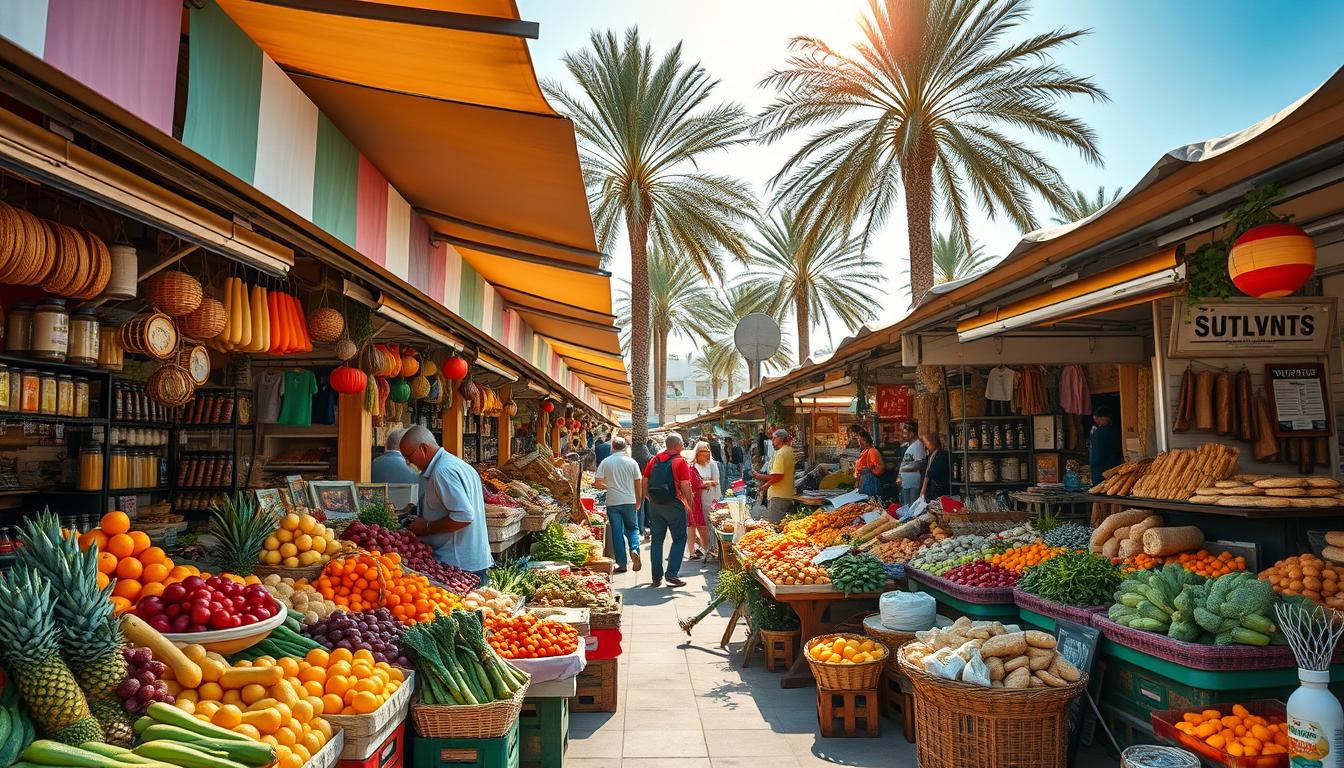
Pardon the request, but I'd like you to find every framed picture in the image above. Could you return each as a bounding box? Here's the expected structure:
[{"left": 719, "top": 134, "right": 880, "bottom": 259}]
[
  {"left": 308, "top": 481, "right": 359, "bottom": 521},
  {"left": 1032, "top": 414, "right": 1061, "bottom": 450},
  {"left": 356, "top": 483, "right": 390, "bottom": 511},
  {"left": 387, "top": 483, "right": 419, "bottom": 512},
  {"left": 286, "top": 476, "right": 308, "bottom": 509},
  {"left": 254, "top": 488, "right": 285, "bottom": 518},
  {"left": 813, "top": 413, "right": 840, "bottom": 434},
  {"left": 1035, "top": 453, "right": 1061, "bottom": 484}
]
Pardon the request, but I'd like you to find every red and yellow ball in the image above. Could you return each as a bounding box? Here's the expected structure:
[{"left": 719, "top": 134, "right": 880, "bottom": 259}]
[{"left": 1227, "top": 223, "right": 1316, "bottom": 298}]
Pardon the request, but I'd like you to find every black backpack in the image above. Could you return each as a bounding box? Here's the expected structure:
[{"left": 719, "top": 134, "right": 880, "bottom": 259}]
[{"left": 646, "top": 454, "right": 680, "bottom": 503}]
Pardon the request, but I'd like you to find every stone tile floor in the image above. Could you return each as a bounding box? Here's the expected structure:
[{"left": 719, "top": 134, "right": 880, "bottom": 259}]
[{"left": 566, "top": 556, "right": 1122, "bottom": 767}]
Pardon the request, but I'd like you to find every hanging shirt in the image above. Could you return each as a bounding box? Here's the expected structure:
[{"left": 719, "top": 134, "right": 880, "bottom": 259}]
[
  {"left": 278, "top": 370, "right": 318, "bottom": 426},
  {"left": 1060, "top": 365, "right": 1092, "bottom": 415},
  {"left": 311, "top": 367, "right": 338, "bottom": 425},
  {"left": 258, "top": 370, "right": 285, "bottom": 423},
  {"left": 985, "top": 366, "right": 1018, "bottom": 401}
]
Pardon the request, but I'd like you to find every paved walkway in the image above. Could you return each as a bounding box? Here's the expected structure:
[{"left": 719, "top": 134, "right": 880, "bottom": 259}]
[{"left": 567, "top": 557, "right": 917, "bottom": 768}]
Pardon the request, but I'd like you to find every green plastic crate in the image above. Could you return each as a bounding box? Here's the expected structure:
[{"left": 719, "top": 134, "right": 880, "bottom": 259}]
[
  {"left": 909, "top": 580, "right": 1019, "bottom": 621},
  {"left": 1017, "top": 606, "right": 1054, "bottom": 632},
  {"left": 519, "top": 698, "right": 568, "bottom": 768},
  {"left": 411, "top": 721, "right": 520, "bottom": 768}
]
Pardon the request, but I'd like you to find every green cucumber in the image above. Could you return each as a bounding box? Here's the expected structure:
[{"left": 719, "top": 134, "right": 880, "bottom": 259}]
[
  {"left": 138, "top": 725, "right": 274, "bottom": 766},
  {"left": 144, "top": 703, "right": 254, "bottom": 744},
  {"left": 79, "top": 743, "right": 158, "bottom": 764},
  {"left": 133, "top": 741, "right": 249, "bottom": 768},
  {"left": 22, "top": 741, "right": 175, "bottom": 768},
  {"left": 134, "top": 716, "right": 155, "bottom": 736}
]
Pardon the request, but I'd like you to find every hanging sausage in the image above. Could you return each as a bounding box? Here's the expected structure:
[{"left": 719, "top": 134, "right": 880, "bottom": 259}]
[
  {"left": 1215, "top": 371, "right": 1233, "bottom": 436},
  {"left": 1173, "top": 367, "right": 1194, "bottom": 433},
  {"left": 1194, "top": 370, "right": 1215, "bottom": 431}
]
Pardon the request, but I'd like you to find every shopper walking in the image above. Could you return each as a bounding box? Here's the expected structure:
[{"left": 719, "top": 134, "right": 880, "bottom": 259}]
[
  {"left": 399, "top": 425, "right": 493, "bottom": 585},
  {"left": 723, "top": 437, "right": 744, "bottom": 488},
  {"left": 919, "top": 432, "right": 951, "bottom": 502},
  {"left": 593, "top": 432, "right": 612, "bottom": 468},
  {"left": 753, "top": 429, "right": 796, "bottom": 524},
  {"left": 688, "top": 442, "right": 720, "bottom": 562},
  {"left": 593, "top": 437, "right": 643, "bottom": 573},
  {"left": 639, "top": 434, "right": 694, "bottom": 588},
  {"left": 898, "top": 420, "right": 927, "bottom": 507},
  {"left": 853, "top": 430, "right": 884, "bottom": 500}
]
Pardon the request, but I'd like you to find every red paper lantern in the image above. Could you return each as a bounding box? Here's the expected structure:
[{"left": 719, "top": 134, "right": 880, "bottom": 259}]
[
  {"left": 1228, "top": 223, "right": 1317, "bottom": 298},
  {"left": 442, "top": 356, "right": 469, "bottom": 381},
  {"left": 542, "top": 401, "right": 555, "bottom": 413},
  {"left": 329, "top": 366, "right": 367, "bottom": 396}
]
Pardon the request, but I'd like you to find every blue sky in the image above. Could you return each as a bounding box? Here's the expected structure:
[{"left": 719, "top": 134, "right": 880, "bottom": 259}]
[{"left": 519, "top": 0, "right": 1344, "bottom": 353}]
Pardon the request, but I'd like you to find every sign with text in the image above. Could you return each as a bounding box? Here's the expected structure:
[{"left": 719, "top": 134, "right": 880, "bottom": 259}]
[
  {"left": 1169, "top": 298, "right": 1336, "bottom": 358},
  {"left": 875, "top": 385, "right": 911, "bottom": 420},
  {"left": 1265, "top": 363, "right": 1332, "bottom": 436}
]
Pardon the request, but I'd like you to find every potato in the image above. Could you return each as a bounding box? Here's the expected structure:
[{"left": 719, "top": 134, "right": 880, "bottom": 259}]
[
  {"left": 1004, "top": 667, "right": 1031, "bottom": 689},
  {"left": 981, "top": 632, "right": 1027, "bottom": 658},
  {"left": 1024, "top": 630, "right": 1057, "bottom": 649}
]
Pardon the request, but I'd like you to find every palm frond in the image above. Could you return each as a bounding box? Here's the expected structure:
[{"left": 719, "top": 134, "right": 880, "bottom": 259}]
[{"left": 1049, "top": 184, "right": 1125, "bottom": 225}]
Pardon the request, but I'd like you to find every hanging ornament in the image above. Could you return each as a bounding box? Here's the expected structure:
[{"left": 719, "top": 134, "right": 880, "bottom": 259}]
[
  {"left": 442, "top": 355, "right": 469, "bottom": 381},
  {"left": 504, "top": 400, "right": 518, "bottom": 417},
  {"left": 400, "top": 348, "right": 420, "bottom": 377},
  {"left": 330, "top": 366, "right": 367, "bottom": 396},
  {"left": 1228, "top": 222, "right": 1317, "bottom": 298},
  {"left": 542, "top": 400, "right": 555, "bottom": 413},
  {"left": 389, "top": 377, "right": 411, "bottom": 404}
]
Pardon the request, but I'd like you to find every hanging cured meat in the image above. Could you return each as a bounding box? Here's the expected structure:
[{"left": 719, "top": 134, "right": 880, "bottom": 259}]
[
  {"left": 1194, "top": 370, "right": 1215, "bottom": 431},
  {"left": 1235, "top": 369, "right": 1255, "bottom": 442},
  {"left": 1214, "top": 371, "right": 1233, "bottom": 436},
  {"left": 1173, "top": 367, "right": 1194, "bottom": 433}
]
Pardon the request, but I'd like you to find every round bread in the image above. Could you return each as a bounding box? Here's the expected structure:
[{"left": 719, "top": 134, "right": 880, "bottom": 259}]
[
  {"left": 0, "top": 203, "right": 20, "bottom": 281},
  {"left": 1306, "top": 488, "right": 1342, "bottom": 498},
  {"left": 1188, "top": 496, "right": 1223, "bottom": 505},
  {"left": 1253, "top": 477, "right": 1309, "bottom": 489},
  {"left": 1306, "top": 477, "right": 1341, "bottom": 488},
  {"left": 1289, "top": 497, "right": 1341, "bottom": 508},
  {"left": 1194, "top": 487, "right": 1228, "bottom": 496},
  {"left": 1215, "top": 485, "right": 1264, "bottom": 496},
  {"left": 1214, "top": 480, "right": 1251, "bottom": 489},
  {"left": 41, "top": 221, "right": 80, "bottom": 294},
  {"left": 1216, "top": 495, "right": 1290, "bottom": 508},
  {"left": 72, "top": 230, "right": 110, "bottom": 299},
  {"left": 1233, "top": 474, "right": 1273, "bottom": 482},
  {"left": 1265, "top": 487, "right": 1307, "bottom": 497}
]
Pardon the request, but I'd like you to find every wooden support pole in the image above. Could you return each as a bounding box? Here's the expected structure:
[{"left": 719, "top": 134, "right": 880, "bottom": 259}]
[
  {"left": 551, "top": 419, "right": 563, "bottom": 454},
  {"left": 443, "top": 389, "right": 464, "bottom": 456},
  {"left": 496, "top": 385, "right": 513, "bottom": 464},
  {"left": 336, "top": 393, "right": 371, "bottom": 482}
]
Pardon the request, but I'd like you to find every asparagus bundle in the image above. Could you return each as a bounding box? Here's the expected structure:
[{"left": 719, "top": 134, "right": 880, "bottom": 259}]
[{"left": 401, "top": 611, "right": 528, "bottom": 705}]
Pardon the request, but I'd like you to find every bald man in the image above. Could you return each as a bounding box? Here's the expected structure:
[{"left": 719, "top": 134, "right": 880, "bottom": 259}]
[{"left": 400, "top": 425, "right": 493, "bottom": 585}]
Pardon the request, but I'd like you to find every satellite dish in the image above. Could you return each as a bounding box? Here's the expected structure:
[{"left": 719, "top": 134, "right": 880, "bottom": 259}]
[{"left": 734, "top": 313, "right": 781, "bottom": 362}]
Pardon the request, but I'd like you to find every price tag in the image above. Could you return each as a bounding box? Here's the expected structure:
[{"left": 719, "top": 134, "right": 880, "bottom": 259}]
[{"left": 811, "top": 544, "right": 852, "bottom": 565}]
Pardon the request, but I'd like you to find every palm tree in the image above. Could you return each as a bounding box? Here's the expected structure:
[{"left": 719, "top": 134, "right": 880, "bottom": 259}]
[
  {"left": 702, "top": 283, "right": 795, "bottom": 382},
  {"left": 1050, "top": 185, "right": 1125, "bottom": 225},
  {"left": 740, "top": 209, "right": 883, "bottom": 363},
  {"left": 756, "top": 0, "right": 1106, "bottom": 304},
  {"left": 545, "top": 29, "right": 755, "bottom": 455},
  {"left": 932, "top": 230, "right": 994, "bottom": 284},
  {"left": 614, "top": 249, "right": 718, "bottom": 426}
]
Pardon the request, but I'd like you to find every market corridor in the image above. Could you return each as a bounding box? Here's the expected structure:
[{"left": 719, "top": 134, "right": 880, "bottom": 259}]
[{"left": 565, "top": 562, "right": 918, "bottom": 768}]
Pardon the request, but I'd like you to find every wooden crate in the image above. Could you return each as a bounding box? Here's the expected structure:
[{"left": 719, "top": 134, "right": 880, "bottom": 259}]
[
  {"left": 570, "top": 658, "right": 617, "bottom": 713},
  {"left": 817, "top": 687, "right": 881, "bottom": 738}
]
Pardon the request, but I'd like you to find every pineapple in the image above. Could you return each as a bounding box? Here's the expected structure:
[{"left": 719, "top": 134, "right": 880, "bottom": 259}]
[
  {"left": 210, "top": 493, "right": 274, "bottom": 575},
  {"left": 16, "top": 512, "right": 133, "bottom": 744},
  {"left": 0, "top": 567, "right": 102, "bottom": 744}
]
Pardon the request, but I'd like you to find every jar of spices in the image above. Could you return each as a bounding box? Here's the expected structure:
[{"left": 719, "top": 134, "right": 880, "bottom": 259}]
[
  {"left": 29, "top": 299, "right": 69, "bottom": 362},
  {"left": 19, "top": 370, "right": 39, "bottom": 413},
  {"left": 1000, "top": 457, "right": 1017, "bottom": 482},
  {"left": 969, "top": 458, "right": 984, "bottom": 483},
  {"left": 75, "top": 378, "right": 90, "bottom": 417},
  {"left": 38, "top": 373, "right": 57, "bottom": 415},
  {"left": 5, "top": 303, "right": 33, "bottom": 354},
  {"left": 12, "top": 370, "right": 27, "bottom": 413},
  {"left": 0, "top": 364, "right": 11, "bottom": 412},
  {"left": 983, "top": 459, "right": 998, "bottom": 483},
  {"left": 78, "top": 444, "right": 104, "bottom": 491},
  {"left": 67, "top": 308, "right": 99, "bottom": 367},
  {"left": 56, "top": 375, "right": 74, "bottom": 417},
  {"left": 109, "top": 448, "right": 129, "bottom": 490}
]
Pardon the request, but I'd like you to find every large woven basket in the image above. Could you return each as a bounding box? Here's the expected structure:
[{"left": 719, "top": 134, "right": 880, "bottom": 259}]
[
  {"left": 254, "top": 561, "right": 328, "bottom": 583},
  {"left": 804, "top": 633, "right": 888, "bottom": 690},
  {"left": 410, "top": 673, "right": 530, "bottom": 739},
  {"left": 308, "top": 307, "right": 344, "bottom": 344},
  {"left": 179, "top": 297, "right": 226, "bottom": 341},
  {"left": 145, "top": 270, "right": 203, "bottom": 316},
  {"left": 908, "top": 567, "right": 1015, "bottom": 605},
  {"left": 898, "top": 645, "right": 1086, "bottom": 768},
  {"left": 861, "top": 614, "right": 917, "bottom": 676}
]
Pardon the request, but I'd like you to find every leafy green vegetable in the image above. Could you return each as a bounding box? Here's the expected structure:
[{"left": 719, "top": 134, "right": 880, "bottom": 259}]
[
  {"left": 529, "top": 523, "right": 589, "bottom": 566},
  {"left": 1017, "top": 550, "right": 1123, "bottom": 607}
]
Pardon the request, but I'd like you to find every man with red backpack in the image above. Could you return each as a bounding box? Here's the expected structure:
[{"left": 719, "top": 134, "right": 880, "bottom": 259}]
[{"left": 637, "top": 434, "right": 695, "bottom": 588}]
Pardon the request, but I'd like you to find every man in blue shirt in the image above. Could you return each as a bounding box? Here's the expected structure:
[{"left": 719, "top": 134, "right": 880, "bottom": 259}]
[
  {"left": 371, "top": 427, "right": 422, "bottom": 485},
  {"left": 593, "top": 433, "right": 612, "bottom": 468},
  {"left": 399, "top": 425, "right": 493, "bottom": 586}
]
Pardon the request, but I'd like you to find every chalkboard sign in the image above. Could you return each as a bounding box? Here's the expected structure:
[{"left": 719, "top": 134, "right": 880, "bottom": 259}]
[
  {"left": 1265, "top": 363, "right": 1332, "bottom": 437},
  {"left": 1055, "top": 619, "right": 1100, "bottom": 767}
]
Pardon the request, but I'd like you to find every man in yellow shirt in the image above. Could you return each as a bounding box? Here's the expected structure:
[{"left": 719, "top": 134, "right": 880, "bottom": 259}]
[{"left": 754, "top": 429, "right": 796, "bottom": 523}]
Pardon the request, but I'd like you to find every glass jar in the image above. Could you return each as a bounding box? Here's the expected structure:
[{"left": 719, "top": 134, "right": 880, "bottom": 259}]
[
  {"left": 67, "top": 309, "right": 99, "bottom": 367},
  {"left": 38, "top": 373, "right": 57, "bottom": 415},
  {"left": 75, "top": 378, "right": 90, "bottom": 418},
  {"left": 98, "top": 326, "right": 122, "bottom": 370},
  {"left": 29, "top": 299, "right": 69, "bottom": 362},
  {"left": 20, "top": 370, "right": 39, "bottom": 413},
  {"left": 0, "top": 364, "right": 10, "bottom": 412},
  {"left": 5, "top": 303, "right": 33, "bottom": 354},
  {"left": 1000, "top": 457, "right": 1017, "bottom": 482},
  {"left": 78, "top": 444, "right": 104, "bottom": 491},
  {"left": 983, "top": 459, "right": 998, "bottom": 483},
  {"left": 109, "top": 448, "right": 129, "bottom": 490},
  {"left": 969, "top": 458, "right": 984, "bottom": 483},
  {"left": 56, "top": 375, "right": 74, "bottom": 417}
]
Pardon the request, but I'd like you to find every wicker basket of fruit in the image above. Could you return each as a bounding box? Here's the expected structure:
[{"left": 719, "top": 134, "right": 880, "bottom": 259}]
[{"left": 805, "top": 632, "right": 888, "bottom": 690}]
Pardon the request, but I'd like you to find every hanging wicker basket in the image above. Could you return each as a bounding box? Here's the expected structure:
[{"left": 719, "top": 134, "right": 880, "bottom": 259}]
[
  {"left": 145, "top": 271, "right": 204, "bottom": 317},
  {"left": 40, "top": 221, "right": 79, "bottom": 294},
  {"left": 308, "top": 307, "right": 344, "bottom": 344},
  {"left": 175, "top": 345, "right": 212, "bottom": 386},
  {"left": 179, "top": 297, "right": 227, "bottom": 341},
  {"left": 409, "top": 374, "right": 430, "bottom": 400},
  {"left": 147, "top": 363, "right": 197, "bottom": 407},
  {"left": 119, "top": 312, "right": 179, "bottom": 360},
  {"left": 334, "top": 338, "right": 358, "bottom": 361}
]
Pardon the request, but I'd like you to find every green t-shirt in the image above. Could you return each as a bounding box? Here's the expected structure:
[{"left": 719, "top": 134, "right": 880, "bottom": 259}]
[
  {"left": 278, "top": 370, "right": 318, "bottom": 426},
  {"left": 770, "top": 446, "right": 796, "bottom": 500}
]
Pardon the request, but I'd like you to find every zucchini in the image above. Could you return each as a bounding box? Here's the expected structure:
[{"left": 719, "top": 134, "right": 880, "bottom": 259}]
[
  {"left": 144, "top": 703, "right": 253, "bottom": 744},
  {"left": 1128, "top": 617, "right": 1169, "bottom": 632},
  {"left": 134, "top": 742, "right": 249, "bottom": 768},
  {"left": 138, "top": 725, "right": 273, "bottom": 766},
  {"left": 79, "top": 744, "right": 158, "bottom": 764},
  {"left": 22, "top": 741, "right": 175, "bottom": 768},
  {"left": 134, "top": 716, "right": 155, "bottom": 736},
  {"left": 1240, "top": 613, "right": 1276, "bottom": 635},
  {"left": 1230, "top": 627, "right": 1271, "bottom": 647},
  {"left": 1136, "top": 601, "right": 1169, "bottom": 623}
]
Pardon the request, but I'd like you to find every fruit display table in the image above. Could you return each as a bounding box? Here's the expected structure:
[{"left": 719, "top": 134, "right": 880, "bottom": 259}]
[{"left": 749, "top": 567, "right": 894, "bottom": 688}]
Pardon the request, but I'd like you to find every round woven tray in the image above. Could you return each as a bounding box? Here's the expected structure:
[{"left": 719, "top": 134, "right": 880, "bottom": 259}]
[
  {"left": 898, "top": 646, "right": 1086, "bottom": 768},
  {"left": 410, "top": 674, "right": 530, "bottom": 739},
  {"left": 254, "top": 561, "right": 327, "bottom": 583},
  {"left": 861, "top": 614, "right": 918, "bottom": 676},
  {"left": 804, "top": 632, "right": 889, "bottom": 690}
]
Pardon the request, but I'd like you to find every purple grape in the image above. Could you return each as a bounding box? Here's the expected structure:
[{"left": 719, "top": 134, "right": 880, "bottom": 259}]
[
  {"left": 116, "top": 679, "right": 140, "bottom": 698},
  {"left": 146, "top": 660, "right": 166, "bottom": 677},
  {"left": 130, "top": 648, "right": 153, "bottom": 666},
  {"left": 136, "top": 685, "right": 157, "bottom": 702},
  {"left": 136, "top": 670, "right": 157, "bottom": 687}
]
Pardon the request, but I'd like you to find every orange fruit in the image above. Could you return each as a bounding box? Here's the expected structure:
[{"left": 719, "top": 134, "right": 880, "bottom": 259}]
[
  {"left": 140, "top": 581, "right": 165, "bottom": 598},
  {"left": 129, "top": 530, "right": 151, "bottom": 555},
  {"left": 112, "top": 579, "right": 142, "bottom": 601},
  {"left": 109, "top": 596, "right": 133, "bottom": 614},
  {"left": 106, "top": 534, "right": 135, "bottom": 559},
  {"left": 101, "top": 511, "right": 131, "bottom": 536},
  {"left": 115, "top": 557, "right": 144, "bottom": 580},
  {"left": 97, "top": 552, "right": 119, "bottom": 575},
  {"left": 96, "top": 572, "right": 111, "bottom": 589},
  {"left": 142, "top": 563, "right": 170, "bottom": 584},
  {"left": 77, "top": 530, "right": 97, "bottom": 550},
  {"left": 321, "top": 694, "right": 344, "bottom": 715},
  {"left": 140, "top": 546, "right": 168, "bottom": 565}
]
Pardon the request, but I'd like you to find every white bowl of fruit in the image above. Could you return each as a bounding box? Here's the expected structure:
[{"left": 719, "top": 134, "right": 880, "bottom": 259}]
[{"left": 134, "top": 575, "right": 287, "bottom": 653}]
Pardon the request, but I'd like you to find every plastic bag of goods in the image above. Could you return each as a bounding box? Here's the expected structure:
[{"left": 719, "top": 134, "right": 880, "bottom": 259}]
[{"left": 880, "top": 590, "right": 937, "bottom": 632}]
